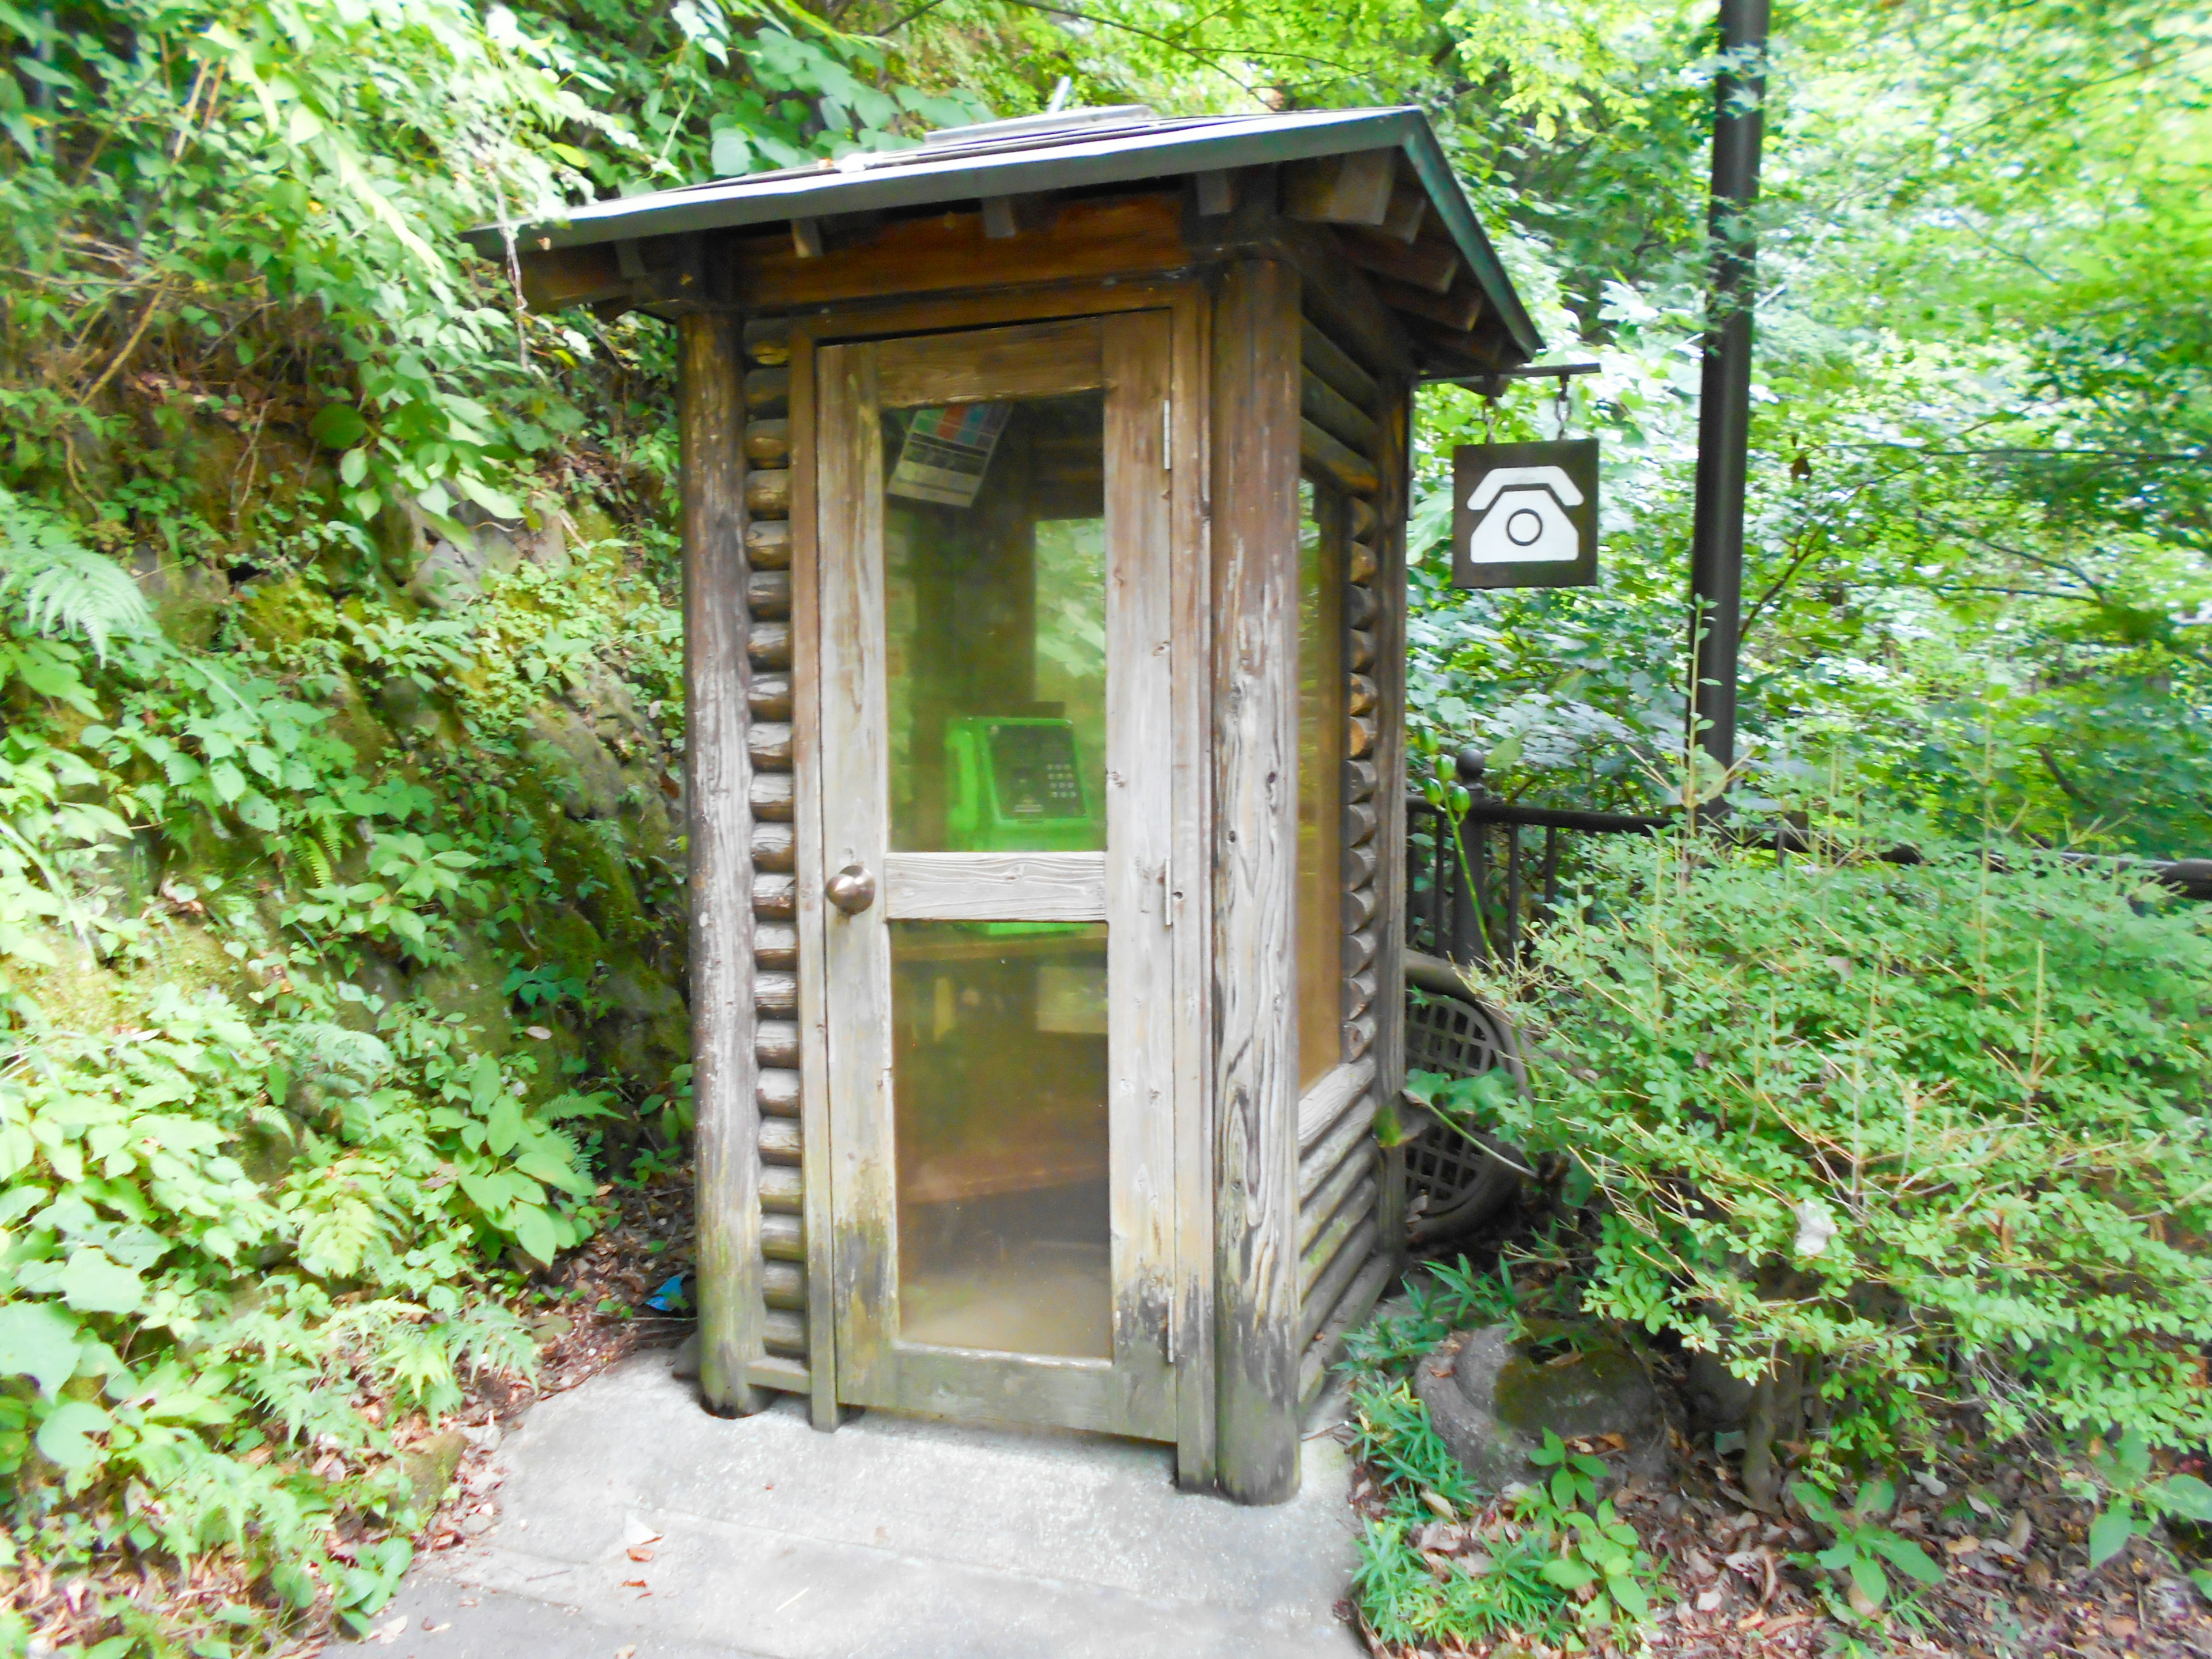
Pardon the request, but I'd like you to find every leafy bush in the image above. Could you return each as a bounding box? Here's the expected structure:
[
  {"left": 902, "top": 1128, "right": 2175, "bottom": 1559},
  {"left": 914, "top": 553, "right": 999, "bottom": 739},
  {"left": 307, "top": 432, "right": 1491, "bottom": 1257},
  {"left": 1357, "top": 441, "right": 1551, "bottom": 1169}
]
[{"left": 1451, "top": 829, "right": 2212, "bottom": 1497}]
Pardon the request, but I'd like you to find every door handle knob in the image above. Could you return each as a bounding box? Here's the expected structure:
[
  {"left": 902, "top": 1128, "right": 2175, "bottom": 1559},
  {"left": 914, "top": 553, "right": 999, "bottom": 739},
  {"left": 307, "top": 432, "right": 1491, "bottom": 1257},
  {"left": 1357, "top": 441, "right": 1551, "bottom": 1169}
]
[{"left": 825, "top": 862, "right": 877, "bottom": 915}]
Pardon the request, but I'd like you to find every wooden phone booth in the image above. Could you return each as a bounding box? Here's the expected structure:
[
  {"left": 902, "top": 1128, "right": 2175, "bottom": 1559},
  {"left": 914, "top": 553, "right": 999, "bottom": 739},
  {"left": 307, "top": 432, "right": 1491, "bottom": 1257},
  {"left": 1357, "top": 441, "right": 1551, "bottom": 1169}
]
[{"left": 470, "top": 105, "right": 1544, "bottom": 1503}]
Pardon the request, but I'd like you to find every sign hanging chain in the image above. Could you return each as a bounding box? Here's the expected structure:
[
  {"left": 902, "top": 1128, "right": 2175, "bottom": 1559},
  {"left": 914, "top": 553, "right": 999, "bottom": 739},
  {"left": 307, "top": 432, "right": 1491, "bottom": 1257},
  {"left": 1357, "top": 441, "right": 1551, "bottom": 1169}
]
[
  {"left": 1482, "top": 392, "right": 1498, "bottom": 445},
  {"left": 1553, "top": 372, "right": 1572, "bottom": 441}
]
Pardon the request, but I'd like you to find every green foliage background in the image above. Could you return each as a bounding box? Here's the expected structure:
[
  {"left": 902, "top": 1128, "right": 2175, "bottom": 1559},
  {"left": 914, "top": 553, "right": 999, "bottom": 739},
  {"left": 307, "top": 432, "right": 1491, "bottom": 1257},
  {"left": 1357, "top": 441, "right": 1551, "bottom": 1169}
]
[{"left": 0, "top": 0, "right": 2206, "bottom": 1650}]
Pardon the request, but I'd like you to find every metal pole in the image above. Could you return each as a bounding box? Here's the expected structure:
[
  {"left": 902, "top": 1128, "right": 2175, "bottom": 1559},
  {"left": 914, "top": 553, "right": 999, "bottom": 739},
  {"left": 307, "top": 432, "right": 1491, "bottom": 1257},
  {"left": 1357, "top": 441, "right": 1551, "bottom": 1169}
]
[{"left": 1687, "top": 0, "right": 1770, "bottom": 777}]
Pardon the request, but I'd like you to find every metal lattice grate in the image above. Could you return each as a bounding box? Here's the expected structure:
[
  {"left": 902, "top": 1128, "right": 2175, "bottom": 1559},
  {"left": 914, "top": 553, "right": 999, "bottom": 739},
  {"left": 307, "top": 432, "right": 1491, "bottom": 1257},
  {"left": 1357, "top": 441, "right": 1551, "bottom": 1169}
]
[{"left": 1402, "top": 978, "right": 1525, "bottom": 1244}]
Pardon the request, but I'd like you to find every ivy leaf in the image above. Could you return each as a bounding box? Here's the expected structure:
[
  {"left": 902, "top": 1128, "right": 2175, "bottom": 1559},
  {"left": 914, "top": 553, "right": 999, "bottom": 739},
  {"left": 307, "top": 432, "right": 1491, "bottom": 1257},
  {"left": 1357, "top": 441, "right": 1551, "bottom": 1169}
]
[
  {"left": 310, "top": 403, "right": 369, "bottom": 449},
  {"left": 2151, "top": 1475, "right": 2212, "bottom": 1524},
  {"left": 2088, "top": 1504, "right": 2137, "bottom": 1568},
  {"left": 56, "top": 1248, "right": 144, "bottom": 1315},
  {"left": 0, "top": 1303, "right": 82, "bottom": 1398},
  {"left": 509, "top": 1202, "right": 558, "bottom": 1266},
  {"left": 35, "top": 1399, "right": 113, "bottom": 1472},
  {"left": 484, "top": 1096, "right": 523, "bottom": 1157}
]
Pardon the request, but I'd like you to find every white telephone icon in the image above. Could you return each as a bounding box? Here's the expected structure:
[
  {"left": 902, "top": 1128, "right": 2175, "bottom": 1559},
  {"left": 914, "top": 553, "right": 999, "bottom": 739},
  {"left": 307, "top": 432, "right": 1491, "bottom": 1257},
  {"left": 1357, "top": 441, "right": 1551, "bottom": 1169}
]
[{"left": 1464, "top": 464, "right": 1584, "bottom": 564}]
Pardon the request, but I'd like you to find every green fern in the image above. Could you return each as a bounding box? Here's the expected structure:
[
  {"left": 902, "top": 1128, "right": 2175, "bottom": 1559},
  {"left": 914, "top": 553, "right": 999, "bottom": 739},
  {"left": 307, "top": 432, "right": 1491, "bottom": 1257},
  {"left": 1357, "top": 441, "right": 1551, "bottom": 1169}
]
[{"left": 0, "top": 486, "right": 153, "bottom": 660}]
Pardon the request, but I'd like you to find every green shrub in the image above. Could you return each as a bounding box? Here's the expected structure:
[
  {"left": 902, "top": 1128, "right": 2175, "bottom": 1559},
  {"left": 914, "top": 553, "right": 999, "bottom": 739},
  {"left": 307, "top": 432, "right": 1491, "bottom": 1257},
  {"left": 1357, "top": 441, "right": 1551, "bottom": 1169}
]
[{"left": 1450, "top": 830, "right": 2212, "bottom": 1495}]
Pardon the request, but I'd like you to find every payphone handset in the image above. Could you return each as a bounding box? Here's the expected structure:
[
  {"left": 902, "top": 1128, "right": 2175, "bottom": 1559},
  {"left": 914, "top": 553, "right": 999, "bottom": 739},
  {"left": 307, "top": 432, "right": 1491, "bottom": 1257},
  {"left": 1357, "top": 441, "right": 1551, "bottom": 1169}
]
[{"left": 944, "top": 716, "right": 1103, "bottom": 853}]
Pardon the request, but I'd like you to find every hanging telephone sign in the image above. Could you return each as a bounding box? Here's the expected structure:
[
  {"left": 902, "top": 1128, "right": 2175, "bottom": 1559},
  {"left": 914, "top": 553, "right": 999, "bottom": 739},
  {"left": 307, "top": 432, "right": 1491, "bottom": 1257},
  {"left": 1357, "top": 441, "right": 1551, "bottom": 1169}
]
[{"left": 1451, "top": 438, "right": 1600, "bottom": 589}]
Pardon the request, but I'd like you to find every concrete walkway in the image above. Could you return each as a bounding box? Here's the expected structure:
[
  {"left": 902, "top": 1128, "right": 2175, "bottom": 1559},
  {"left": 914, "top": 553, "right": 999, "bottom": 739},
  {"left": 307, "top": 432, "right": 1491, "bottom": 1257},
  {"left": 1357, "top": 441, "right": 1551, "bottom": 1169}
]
[{"left": 381, "top": 1350, "right": 1366, "bottom": 1658}]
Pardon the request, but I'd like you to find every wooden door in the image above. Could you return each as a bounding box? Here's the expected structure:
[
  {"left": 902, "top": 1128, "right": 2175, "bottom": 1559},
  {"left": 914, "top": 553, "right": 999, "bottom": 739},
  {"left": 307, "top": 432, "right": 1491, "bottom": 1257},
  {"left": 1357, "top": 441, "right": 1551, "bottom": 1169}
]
[{"left": 815, "top": 314, "right": 1181, "bottom": 1438}]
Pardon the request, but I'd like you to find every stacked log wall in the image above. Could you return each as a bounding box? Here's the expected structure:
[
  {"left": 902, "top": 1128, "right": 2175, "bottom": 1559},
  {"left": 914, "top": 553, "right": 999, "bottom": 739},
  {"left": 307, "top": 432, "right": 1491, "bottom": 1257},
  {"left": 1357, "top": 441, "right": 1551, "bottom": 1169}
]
[{"left": 1290, "top": 294, "right": 1406, "bottom": 1419}]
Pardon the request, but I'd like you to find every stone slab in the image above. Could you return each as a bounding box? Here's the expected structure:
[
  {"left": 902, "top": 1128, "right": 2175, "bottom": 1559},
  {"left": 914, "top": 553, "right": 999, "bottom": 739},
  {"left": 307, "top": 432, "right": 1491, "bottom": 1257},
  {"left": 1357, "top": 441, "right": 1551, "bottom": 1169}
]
[{"left": 381, "top": 1352, "right": 1364, "bottom": 1658}]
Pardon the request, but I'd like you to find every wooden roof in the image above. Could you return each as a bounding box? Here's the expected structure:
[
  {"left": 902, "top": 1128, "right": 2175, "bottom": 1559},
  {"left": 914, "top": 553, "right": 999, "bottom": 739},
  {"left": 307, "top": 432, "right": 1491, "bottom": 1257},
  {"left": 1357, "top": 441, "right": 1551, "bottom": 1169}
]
[{"left": 467, "top": 106, "right": 1544, "bottom": 373}]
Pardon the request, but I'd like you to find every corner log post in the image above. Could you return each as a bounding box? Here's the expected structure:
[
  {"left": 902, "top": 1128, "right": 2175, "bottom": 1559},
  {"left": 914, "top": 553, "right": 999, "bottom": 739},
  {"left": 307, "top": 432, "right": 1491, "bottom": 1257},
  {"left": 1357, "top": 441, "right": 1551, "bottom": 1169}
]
[
  {"left": 1210, "top": 258, "right": 1305, "bottom": 1503},
  {"left": 681, "top": 310, "right": 768, "bottom": 1416}
]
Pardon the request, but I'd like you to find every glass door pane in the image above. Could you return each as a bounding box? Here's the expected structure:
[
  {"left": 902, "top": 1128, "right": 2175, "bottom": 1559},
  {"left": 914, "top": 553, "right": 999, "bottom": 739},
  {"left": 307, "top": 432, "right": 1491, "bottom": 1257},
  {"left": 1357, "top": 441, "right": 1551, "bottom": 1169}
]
[{"left": 880, "top": 392, "right": 1111, "bottom": 1358}]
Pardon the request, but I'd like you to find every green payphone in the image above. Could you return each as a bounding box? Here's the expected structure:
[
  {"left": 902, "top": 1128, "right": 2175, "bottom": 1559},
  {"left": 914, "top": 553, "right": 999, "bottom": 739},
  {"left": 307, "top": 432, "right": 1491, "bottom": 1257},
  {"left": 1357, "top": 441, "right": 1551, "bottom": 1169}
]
[{"left": 944, "top": 715, "right": 1104, "bottom": 852}]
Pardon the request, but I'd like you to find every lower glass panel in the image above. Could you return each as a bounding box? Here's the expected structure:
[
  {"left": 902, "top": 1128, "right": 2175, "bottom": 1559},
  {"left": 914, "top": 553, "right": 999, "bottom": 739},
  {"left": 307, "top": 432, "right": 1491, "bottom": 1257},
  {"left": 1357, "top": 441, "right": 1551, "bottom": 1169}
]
[{"left": 891, "top": 920, "right": 1111, "bottom": 1359}]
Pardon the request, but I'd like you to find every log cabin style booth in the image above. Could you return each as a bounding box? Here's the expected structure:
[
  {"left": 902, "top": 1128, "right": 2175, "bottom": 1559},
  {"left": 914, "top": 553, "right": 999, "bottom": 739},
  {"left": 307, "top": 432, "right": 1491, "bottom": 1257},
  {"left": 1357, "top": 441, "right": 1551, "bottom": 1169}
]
[{"left": 465, "top": 104, "right": 1545, "bottom": 1504}]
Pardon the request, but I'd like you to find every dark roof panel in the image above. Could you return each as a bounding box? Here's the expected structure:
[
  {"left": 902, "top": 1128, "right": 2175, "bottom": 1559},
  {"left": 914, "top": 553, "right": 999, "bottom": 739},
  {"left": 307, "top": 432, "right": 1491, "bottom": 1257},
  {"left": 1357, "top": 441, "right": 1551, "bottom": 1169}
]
[{"left": 464, "top": 106, "right": 1542, "bottom": 361}]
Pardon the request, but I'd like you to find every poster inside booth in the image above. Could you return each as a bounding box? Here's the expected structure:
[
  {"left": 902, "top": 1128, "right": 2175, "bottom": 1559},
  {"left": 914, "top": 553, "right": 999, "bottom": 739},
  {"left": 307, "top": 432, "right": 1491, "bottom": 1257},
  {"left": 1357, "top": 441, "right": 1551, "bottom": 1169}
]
[{"left": 1451, "top": 438, "right": 1600, "bottom": 589}]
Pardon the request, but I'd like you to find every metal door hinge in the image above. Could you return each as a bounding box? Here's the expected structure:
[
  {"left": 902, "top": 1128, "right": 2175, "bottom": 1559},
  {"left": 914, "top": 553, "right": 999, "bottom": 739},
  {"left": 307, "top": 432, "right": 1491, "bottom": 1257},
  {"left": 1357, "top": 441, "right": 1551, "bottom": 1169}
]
[{"left": 1161, "top": 400, "right": 1172, "bottom": 469}]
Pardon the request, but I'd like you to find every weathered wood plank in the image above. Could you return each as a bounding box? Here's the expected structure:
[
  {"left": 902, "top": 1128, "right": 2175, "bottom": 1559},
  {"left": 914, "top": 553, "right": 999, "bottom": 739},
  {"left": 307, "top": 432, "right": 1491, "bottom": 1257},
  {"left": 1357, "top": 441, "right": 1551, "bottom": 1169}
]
[
  {"left": 1300, "top": 1208, "right": 1377, "bottom": 1316},
  {"left": 749, "top": 622, "right": 792, "bottom": 671},
  {"left": 764, "top": 1309, "right": 807, "bottom": 1356},
  {"left": 1300, "top": 420, "right": 1380, "bottom": 497},
  {"left": 1281, "top": 150, "right": 1394, "bottom": 226},
  {"left": 764, "top": 1260, "right": 804, "bottom": 1308},
  {"left": 1347, "top": 540, "right": 1377, "bottom": 585},
  {"left": 743, "top": 318, "right": 791, "bottom": 365},
  {"left": 882, "top": 852, "right": 1107, "bottom": 921},
  {"left": 1370, "top": 380, "right": 1414, "bottom": 1278},
  {"left": 761, "top": 1164, "right": 802, "bottom": 1212},
  {"left": 1342, "top": 840, "right": 1378, "bottom": 889},
  {"left": 745, "top": 365, "right": 791, "bottom": 414},
  {"left": 875, "top": 316, "right": 1105, "bottom": 407},
  {"left": 760, "top": 1265, "right": 805, "bottom": 1309},
  {"left": 757, "top": 1066, "right": 801, "bottom": 1115},
  {"left": 1343, "top": 926, "right": 1378, "bottom": 978},
  {"left": 746, "top": 468, "right": 791, "bottom": 516},
  {"left": 733, "top": 196, "right": 1189, "bottom": 313},
  {"left": 756, "top": 1020, "right": 801, "bottom": 1068},
  {"left": 1295, "top": 1056, "right": 1379, "bottom": 1153},
  {"left": 1211, "top": 258, "right": 1305, "bottom": 1506},
  {"left": 746, "top": 517, "right": 792, "bottom": 567},
  {"left": 816, "top": 339, "right": 897, "bottom": 1417},
  {"left": 1298, "top": 1249, "right": 1393, "bottom": 1413},
  {"left": 746, "top": 418, "right": 793, "bottom": 466},
  {"left": 1337, "top": 226, "right": 1460, "bottom": 294},
  {"left": 752, "top": 872, "right": 796, "bottom": 919},
  {"left": 748, "top": 723, "right": 793, "bottom": 769},
  {"left": 1285, "top": 228, "right": 1416, "bottom": 381},
  {"left": 756, "top": 927, "right": 800, "bottom": 974},
  {"left": 761, "top": 1212, "right": 804, "bottom": 1260},
  {"left": 747, "top": 570, "right": 792, "bottom": 619},
  {"left": 1166, "top": 287, "right": 1218, "bottom": 1494},
  {"left": 681, "top": 310, "right": 765, "bottom": 1418},
  {"left": 1298, "top": 319, "right": 1378, "bottom": 411},
  {"left": 1101, "top": 307, "right": 1183, "bottom": 1448},
  {"left": 748, "top": 1354, "right": 810, "bottom": 1393},
  {"left": 759, "top": 1116, "right": 801, "bottom": 1162},
  {"left": 787, "top": 325, "right": 842, "bottom": 1431},
  {"left": 1299, "top": 1142, "right": 1377, "bottom": 1251},
  {"left": 1298, "top": 1085, "right": 1380, "bottom": 1192},
  {"left": 749, "top": 673, "right": 793, "bottom": 723},
  {"left": 1369, "top": 275, "right": 1484, "bottom": 334},
  {"left": 754, "top": 970, "right": 798, "bottom": 1016},
  {"left": 751, "top": 821, "right": 795, "bottom": 872},
  {"left": 1301, "top": 369, "right": 1381, "bottom": 456},
  {"left": 751, "top": 771, "right": 795, "bottom": 821}
]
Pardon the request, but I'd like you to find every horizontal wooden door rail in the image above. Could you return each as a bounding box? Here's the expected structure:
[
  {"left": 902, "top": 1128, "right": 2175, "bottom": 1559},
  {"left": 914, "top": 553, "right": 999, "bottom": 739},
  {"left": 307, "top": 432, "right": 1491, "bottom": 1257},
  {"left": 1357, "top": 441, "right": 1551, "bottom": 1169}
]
[{"left": 882, "top": 851, "right": 1108, "bottom": 921}]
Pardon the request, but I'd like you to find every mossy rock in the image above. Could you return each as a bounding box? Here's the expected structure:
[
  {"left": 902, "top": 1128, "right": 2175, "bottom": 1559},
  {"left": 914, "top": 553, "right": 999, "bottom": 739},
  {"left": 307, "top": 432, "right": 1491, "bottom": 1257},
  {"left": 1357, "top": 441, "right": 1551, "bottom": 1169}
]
[
  {"left": 547, "top": 819, "right": 653, "bottom": 948},
  {"left": 1413, "top": 1321, "right": 1669, "bottom": 1494},
  {"left": 232, "top": 574, "right": 336, "bottom": 653},
  {"left": 399, "top": 1429, "right": 468, "bottom": 1521},
  {"left": 131, "top": 549, "right": 231, "bottom": 650},
  {"left": 523, "top": 710, "right": 626, "bottom": 821},
  {"left": 408, "top": 931, "right": 514, "bottom": 1057},
  {"left": 593, "top": 962, "right": 689, "bottom": 1091}
]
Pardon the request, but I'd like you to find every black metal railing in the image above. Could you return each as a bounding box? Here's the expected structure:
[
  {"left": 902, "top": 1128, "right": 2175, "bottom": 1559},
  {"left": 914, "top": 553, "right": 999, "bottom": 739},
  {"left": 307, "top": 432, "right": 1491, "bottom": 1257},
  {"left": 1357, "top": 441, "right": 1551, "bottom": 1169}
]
[
  {"left": 1405, "top": 747, "right": 2212, "bottom": 968},
  {"left": 1405, "top": 749, "right": 1665, "bottom": 966}
]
